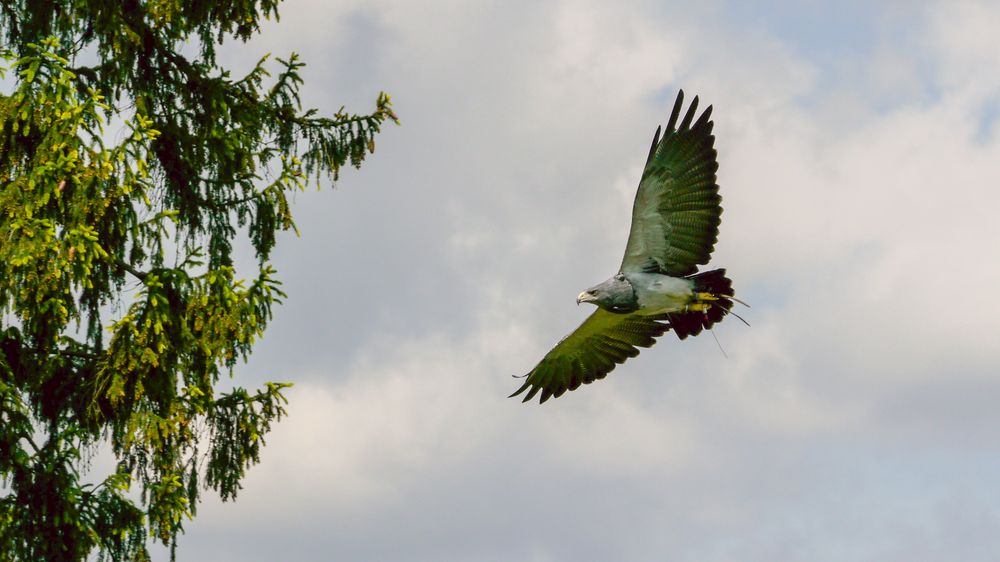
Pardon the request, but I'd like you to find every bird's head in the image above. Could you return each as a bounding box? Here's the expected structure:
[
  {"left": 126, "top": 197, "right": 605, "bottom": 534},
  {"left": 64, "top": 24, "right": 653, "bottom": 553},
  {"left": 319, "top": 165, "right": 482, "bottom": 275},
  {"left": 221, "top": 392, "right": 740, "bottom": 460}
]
[{"left": 577, "top": 273, "right": 638, "bottom": 313}]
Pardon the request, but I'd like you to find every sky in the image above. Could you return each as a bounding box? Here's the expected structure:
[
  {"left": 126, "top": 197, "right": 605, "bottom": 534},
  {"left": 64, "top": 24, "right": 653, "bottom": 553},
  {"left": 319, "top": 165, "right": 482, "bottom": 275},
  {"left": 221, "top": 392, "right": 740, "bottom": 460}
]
[{"left": 139, "top": 0, "right": 1000, "bottom": 559}]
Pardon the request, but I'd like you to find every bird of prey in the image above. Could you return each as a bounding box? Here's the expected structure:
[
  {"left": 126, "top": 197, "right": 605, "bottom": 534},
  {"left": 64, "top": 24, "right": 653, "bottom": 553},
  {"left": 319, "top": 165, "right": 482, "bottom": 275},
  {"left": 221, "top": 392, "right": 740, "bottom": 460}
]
[{"left": 511, "top": 90, "right": 743, "bottom": 404}]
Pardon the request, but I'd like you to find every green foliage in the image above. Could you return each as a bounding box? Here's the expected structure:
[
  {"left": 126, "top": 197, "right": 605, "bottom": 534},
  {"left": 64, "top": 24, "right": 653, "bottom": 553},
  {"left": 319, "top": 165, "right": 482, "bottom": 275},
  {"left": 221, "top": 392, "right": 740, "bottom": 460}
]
[{"left": 0, "top": 2, "right": 396, "bottom": 559}]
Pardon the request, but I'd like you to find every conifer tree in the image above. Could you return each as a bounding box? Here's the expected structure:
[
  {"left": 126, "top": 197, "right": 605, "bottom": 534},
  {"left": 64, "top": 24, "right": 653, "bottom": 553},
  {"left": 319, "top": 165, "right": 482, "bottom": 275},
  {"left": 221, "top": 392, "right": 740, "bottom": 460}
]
[{"left": 0, "top": 2, "right": 396, "bottom": 559}]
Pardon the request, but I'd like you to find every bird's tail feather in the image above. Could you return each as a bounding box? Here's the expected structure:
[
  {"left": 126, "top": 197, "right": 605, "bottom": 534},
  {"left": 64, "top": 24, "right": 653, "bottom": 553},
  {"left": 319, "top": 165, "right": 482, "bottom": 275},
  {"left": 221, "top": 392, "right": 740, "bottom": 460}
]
[{"left": 669, "top": 268, "right": 736, "bottom": 340}]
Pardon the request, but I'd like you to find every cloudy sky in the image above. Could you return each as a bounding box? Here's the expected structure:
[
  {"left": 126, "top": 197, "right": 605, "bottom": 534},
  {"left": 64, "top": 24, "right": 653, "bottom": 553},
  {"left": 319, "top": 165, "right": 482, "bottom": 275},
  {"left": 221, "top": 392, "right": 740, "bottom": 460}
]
[{"left": 153, "top": 1, "right": 1000, "bottom": 559}]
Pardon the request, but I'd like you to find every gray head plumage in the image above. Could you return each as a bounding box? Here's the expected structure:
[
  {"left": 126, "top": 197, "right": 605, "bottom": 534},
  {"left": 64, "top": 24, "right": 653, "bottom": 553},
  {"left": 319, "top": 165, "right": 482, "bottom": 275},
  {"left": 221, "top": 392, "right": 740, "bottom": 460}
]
[{"left": 577, "top": 273, "right": 638, "bottom": 313}]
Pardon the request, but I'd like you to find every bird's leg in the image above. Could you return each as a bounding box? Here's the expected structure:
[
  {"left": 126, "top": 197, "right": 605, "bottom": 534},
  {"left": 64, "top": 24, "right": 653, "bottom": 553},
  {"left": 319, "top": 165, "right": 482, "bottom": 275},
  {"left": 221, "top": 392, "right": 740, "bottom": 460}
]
[{"left": 686, "top": 292, "right": 718, "bottom": 312}]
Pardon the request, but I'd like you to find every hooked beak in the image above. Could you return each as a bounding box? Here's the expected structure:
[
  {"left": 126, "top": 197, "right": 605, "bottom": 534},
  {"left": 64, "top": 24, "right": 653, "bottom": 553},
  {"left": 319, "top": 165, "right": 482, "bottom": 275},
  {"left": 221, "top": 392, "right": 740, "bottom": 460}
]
[{"left": 577, "top": 291, "right": 596, "bottom": 305}]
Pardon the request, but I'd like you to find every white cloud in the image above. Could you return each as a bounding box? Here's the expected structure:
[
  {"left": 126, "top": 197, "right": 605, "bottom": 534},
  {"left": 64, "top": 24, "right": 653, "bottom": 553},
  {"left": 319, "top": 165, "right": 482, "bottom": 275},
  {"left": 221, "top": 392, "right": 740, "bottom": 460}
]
[{"left": 927, "top": 0, "right": 1000, "bottom": 92}]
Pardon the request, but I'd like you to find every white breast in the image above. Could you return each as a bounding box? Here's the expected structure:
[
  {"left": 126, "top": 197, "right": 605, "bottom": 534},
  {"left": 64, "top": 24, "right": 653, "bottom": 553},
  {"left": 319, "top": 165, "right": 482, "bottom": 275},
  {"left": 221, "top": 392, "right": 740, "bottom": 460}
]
[{"left": 625, "top": 272, "right": 694, "bottom": 314}]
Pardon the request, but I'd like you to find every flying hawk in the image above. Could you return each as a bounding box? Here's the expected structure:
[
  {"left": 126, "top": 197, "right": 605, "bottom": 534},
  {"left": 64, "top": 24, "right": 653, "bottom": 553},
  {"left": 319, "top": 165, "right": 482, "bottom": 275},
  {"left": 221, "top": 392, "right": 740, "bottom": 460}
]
[{"left": 512, "top": 90, "right": 742, "bottom": 404}]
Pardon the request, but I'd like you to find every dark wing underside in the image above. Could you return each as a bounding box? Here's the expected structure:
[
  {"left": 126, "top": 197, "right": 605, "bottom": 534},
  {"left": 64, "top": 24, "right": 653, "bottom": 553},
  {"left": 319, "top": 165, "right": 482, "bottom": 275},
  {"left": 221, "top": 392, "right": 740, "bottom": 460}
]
[
  {"left": 510, "top": 309, "right": 671, "bottom": 404},
  {"left": 620, "top": 90, "right": 722, "bottom": 277}
]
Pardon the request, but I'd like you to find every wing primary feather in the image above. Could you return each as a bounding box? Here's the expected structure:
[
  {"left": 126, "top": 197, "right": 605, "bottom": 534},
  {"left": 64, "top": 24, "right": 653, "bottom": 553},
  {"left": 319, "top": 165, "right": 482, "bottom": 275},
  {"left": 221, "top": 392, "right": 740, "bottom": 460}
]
[
  {"left": 645, "top": 125, "right": 662, "bottom": 166},
  {"left": 679, "top": 95, "right": 699, "bottom": 131},
  {"left": 665, "top": 89, "right": 684, "bottom": 132},
  {"left": 540, "top": 388, "right": 554, "bottom": 403},
  {"left": 693, "top": 105, "right": 713, "bottom": 130},
  {"left": 522, "top": 383, "right": 542, "bottom": 403},
  {"left": 510, "top": 379, "right": 530, "bottom": 397}
]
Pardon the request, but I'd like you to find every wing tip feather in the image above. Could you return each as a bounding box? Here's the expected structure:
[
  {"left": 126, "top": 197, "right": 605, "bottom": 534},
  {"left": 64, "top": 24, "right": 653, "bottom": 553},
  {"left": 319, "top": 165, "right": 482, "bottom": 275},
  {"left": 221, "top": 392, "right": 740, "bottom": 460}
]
[
  {"left": 665, "top": 90, "right": 685, "bottom": 131},
  {"left": 645, "top": 125, "right": 663, "bottom": 166},
  {"left": 679, "top": 95, "right": 699, "bottom": 130}
]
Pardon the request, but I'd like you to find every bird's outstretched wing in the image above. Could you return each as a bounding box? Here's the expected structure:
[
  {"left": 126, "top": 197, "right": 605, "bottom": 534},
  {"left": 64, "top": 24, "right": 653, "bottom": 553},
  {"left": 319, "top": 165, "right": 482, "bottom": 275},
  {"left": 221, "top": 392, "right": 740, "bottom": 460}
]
[
  {"left": 511, "top": 309, "right": 671, "bottom": 404},
  {"left": 620, "top": 90, "right": 721, "bottom": 277}
]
